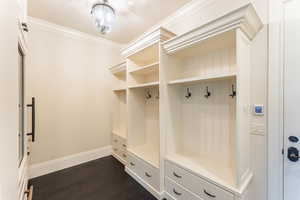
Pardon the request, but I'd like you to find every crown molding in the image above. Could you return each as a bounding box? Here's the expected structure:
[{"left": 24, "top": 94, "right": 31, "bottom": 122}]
[
  {"left": 121, "top": 27, "right": 175, "bottom": 58},
  {"left": 28, "top": 17, "right": 122, "bottom": 48},
  {"left": 163, "top": 3, "right": 263, "bottom": 54}
]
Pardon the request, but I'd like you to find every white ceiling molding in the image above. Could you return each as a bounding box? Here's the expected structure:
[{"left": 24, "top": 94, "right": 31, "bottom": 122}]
[
  {"left": 121, "top": 27, "right": 175, "bottom": 58},
  {"left": 124, "top": 0, "right": 213, "bottom": 46},
  {"left": 163, "top": 3, "right": 263, "bottom": 54},
  {"left": 28, "top": 17, "right": 123, "bottom": 48}
]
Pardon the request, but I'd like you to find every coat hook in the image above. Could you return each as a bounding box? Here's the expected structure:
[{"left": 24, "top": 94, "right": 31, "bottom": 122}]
[
  {"left": 204, "top": 86, "right": 211, "bottom": 98},
  {"left": 229, "top": 84, "right": 236, "bottom": 98},
  {"left": 185, "top": 88, "right": 192, "bottom": 99},
  {"left": 156, "top": 92, "right": 160, "bottom": 99},
  {"left": 145, "top": 90, "right": 152, "bottom": 99}
]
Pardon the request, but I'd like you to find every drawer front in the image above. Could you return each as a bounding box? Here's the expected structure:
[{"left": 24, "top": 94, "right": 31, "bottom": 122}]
[
  {"left": 127, "top": 153, "right": 142, "bottom": 175},
  {"left": 118, "top": 150, "right": 128, "bottom": 162},
  {"left": 112, "top": 134, "right": 120, "bottom": 147},
  {"left": 165, "top": 177, "right": 201, "bottom": 200},
  {"left": 165, "top": 161, "right": 234, "bottom": 200},
  {"left": 120, "top": 141, "right": 127, "bottom": 151},
  {"left": 141, "top": 162, "right": 160, "bottom": 191}
]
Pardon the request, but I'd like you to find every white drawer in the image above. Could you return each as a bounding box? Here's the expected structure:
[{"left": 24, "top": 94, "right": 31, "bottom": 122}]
[
  {"left": 165, "top": 161, "right": 234, "bottom": 200},
  {"left": 165, "top": 177, "right": 200, "bottom": 200},
  {"left": 127, "top": 153, "right": 142, "bottom": 175},
  {"left": 141, "top": 161, "right": 160, "bottom": 191},
  {"left": 120, "top": 141, "right": 127, "bottom": 151},
  {"left": 112, "top": 134, "right": 120, "bottom": 147},
  {"left": 118, "top": 150, "right": 128, "bottom": 162}
]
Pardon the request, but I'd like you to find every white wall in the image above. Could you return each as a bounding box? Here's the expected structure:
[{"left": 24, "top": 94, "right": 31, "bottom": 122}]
[
  {"left": 27, "top": 18, "right": 122, "bottom": 165},
  {"left": 129, "top": 0, "right": 268, "bottom": 199},
  {"left": 0, "top": 0, "right": 19, "bottom": 199}
]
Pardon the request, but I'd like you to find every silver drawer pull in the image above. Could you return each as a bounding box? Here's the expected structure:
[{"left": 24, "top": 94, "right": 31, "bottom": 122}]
[
  {"left": 122, "top": 154, "right": 127, "bottom": 158},
  {"left": 130, "top": 162, "right": 135, "bottom": 166},
  {"left": 204, "top": 190, "right": 216, "bottom": 198},
  {"left": 122, "top": 144, "right": 127, "bottom": 148},
  {"left": 145, "top": 172, "right": 152, "bottom": 178},
  {"left": 173, "top": 172, "right": 182, "bottom": 178},
  {"left": 173, "top": 189, "right": 182, "bottom": 196}
]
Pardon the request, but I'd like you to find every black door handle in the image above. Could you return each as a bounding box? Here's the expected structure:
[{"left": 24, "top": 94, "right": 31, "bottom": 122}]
[
  {"left": 27, "top": 97, "right": 36, "bottom": 142},
  {"left": 288, "top": 147, "right": 299, "bottom": 162}
]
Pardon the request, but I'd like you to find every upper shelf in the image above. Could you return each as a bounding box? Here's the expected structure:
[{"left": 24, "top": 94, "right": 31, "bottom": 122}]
[
  {"left": 109, "top": 62, "right": 127, "bottom": 76},
  {"left": 168, "top": 72, "right": 236, "bottom": 86},
  {"left": 122, "top": 27, "right": 176, "bottom": 59},
  {"left": 129, "top": 62, "right": 159, "bottom": 76},
  {"left": 128, "top": 81, "right": 159, "bottom": 89},
  {"left": 163, "top": 4, "right": 263, "bottom": 55}
]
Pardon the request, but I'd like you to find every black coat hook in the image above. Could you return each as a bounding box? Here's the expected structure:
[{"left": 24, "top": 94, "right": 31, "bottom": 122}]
[
  {"left": 145, "top": 90, "right": 152, "bottom": 99},
  {"left": 185, "top": 88, "right": 192, "bottom": 99},
  {"left": 204, "top": 86, "right": 211, "bottom": 98},
  {"left": 229, "top": 84, "right": 236, "bottom": 98}
]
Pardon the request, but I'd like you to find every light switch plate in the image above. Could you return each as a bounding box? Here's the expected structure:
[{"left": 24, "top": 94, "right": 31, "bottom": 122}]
[{"left": 253, "top": 104, "right": 264, "bottom": 116}]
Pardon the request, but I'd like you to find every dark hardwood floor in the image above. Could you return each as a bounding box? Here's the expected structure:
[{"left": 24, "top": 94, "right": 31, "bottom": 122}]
[{"left": 29, "top": 156, "right": 157, "bottom": 200}]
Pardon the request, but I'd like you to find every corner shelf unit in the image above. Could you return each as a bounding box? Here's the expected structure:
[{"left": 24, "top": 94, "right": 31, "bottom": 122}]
[
  {"left": 161, "top": 3, "right": 262, "bottom": 198},
  {"left": 110, "top": 4, "right": 262, "bottom": 200},
  {"left": 122, "top": 28, "right": 176, "bottom": 196},
  {"left": 110, "top": 62, "right": 128, "bottom": 165}
]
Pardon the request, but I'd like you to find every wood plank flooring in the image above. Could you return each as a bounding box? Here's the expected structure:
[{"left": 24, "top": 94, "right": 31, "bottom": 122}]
[{"left": 29, "top": 156, "right": 157, "bottom": 200}]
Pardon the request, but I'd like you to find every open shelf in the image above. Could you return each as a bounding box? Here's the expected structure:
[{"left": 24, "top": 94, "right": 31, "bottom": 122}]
[
  {"left": 128, "top": 86, "right": 160, "bottom": 168},
  {"left": 109, "top": 62, "right": 127, "bottom": 76},
  {"left": 128, "top": 44, "right": 159, "bottom": 67},
  {"left": 129, "top": 62, "right": 159, "bottom": 75},
  {"left": 112, "top": 90, "right": 127, "bottom": 139},
  {"left": 112, "top": 130, "right": 127, "bottom": 140},
  {"left": 113, "top": 87, "right": 127, "bottom": 92},
  {"left": 128, "top": 81, "right": 159, "bottom": 89},
  {"left": 128, "top": 144, "right": 160, "bottom": 168},
  {"left": 168, "top": 72, "right": 236, "bottom": 85}
]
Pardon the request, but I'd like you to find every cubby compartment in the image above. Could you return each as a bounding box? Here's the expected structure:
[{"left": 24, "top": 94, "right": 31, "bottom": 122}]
[
  {"left": 165, "top": 78, "right": 237, "bottom": 186},
  {"left": 110, "top": 62, "right": 127, "bottom": 91},
  {"left": 127, "top": 86, "right": 160, "bottom": 168},
  {"left": 112, "top": 90, "right": 127, "bottom": 139},
  {"left": 127, "top": 44, "right": 160, "bottom": 88},
  {"left": 166, "top": 31, "right": 237, "bottom": 86},
  {"left": 161, "top": 26, "right": 258, "bottom": 192}
]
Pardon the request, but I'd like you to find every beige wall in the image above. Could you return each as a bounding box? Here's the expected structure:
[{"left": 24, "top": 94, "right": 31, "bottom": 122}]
[
  {"left": 133, "top": 0, "right": 268, "bottom": 199},
  {"left": 0, "top": 0, "right": 19, "bottom": 199},
  {"left": 27, "top": 18, "right": 122, "bottom": 165}
]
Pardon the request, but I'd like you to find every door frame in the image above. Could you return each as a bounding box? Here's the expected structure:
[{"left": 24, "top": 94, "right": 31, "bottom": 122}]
[
  {"left": 18, "top": 21, "right": 29, "bottom": 200},
  {"left": 268, "top": 0, "right": 294, "bottom": 200}
]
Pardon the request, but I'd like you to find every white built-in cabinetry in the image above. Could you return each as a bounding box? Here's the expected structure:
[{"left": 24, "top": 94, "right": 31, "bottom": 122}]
[
  {"left": 110, "top": 3, "right": 262, "bottom": 200},
  {"left": 110, "top": 62, "right": 128, "bottom": 165}
]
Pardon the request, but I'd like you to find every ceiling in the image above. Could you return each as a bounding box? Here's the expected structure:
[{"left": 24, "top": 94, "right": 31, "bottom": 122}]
[{"left": 28, "top": 0, "right": 191, "bottom": 44}]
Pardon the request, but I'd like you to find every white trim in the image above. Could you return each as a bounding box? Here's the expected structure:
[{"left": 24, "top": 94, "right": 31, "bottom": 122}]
[
  {"left": 125, "top": 0, "right": 211, "bottom": 47},
  {"left": 112, "top": 153, "right": 127, "bottom": 165},
  {"left": 163, "top": 3, "right": 263, "bottom": 54},
  {"left": 125, "top": 167, "right": 162, "bottom": 199},
  {"left": 28, "top": 17, "right": 122, "bottom": 48},
  {"left": 268, "top": 0, "right": 285, "bottom": 200},
  {"left": 29, "top": 146, "right": 112, "bottom": 179},
  {"left": 18, "top": 156, "right": 28, "bottom": 200},
  {"left": 121, "top": 27, "right": 175, "bottom": 58}
]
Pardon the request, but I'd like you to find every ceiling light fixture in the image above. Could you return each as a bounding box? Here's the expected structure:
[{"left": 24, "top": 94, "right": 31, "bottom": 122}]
[{"left": 91, "top": 0, "right": 116, "bottom": 34}]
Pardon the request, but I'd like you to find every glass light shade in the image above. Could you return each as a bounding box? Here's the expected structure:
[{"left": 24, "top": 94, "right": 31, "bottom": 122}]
[{"left": 91, "top": 2, "right": 116, "bottom": 34}]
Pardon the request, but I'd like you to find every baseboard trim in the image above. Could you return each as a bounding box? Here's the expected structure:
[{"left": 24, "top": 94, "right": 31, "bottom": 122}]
[
  {"left": 125, "top": 167, "right": 162, "bottom": 199},
  {"left": 29, "top": 146, "right": 112, "bottom": 179}
]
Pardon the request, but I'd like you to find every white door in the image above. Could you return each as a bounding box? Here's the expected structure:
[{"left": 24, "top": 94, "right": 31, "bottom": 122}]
[{"left": 284, "top": 0, "right": 300, "bottom": 199}]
